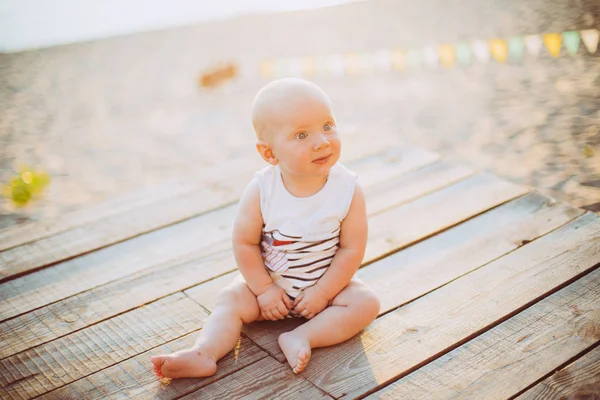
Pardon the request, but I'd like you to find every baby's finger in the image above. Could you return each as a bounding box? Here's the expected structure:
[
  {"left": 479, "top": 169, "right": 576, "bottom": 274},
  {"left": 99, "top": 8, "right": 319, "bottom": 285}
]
[
  {"left": 263, "top": 310, "right": 276, "bottom": 321},
  {"left": 300, "top": 309, "right": 311, "bottom": 318},
  {"left": 282, "top": 294, "right": 293, "bottom": 309},
  {"left": 276, "top": 302, "right": 289, "bottom": 317},
  {"left": 307, "top": 313, "right": 316, "bottom": 320},
  {"left": 271, "top": 308, "right": 284, "bottom": 320},
  {"left": 292, "top": 293, "right": 303, "bottom": 308}
]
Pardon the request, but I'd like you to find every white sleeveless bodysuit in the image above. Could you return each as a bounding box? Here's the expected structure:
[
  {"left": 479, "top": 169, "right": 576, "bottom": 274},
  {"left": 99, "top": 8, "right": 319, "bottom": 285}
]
[{"left": 256, "top": 162, "right": 357, "bottom": 301}]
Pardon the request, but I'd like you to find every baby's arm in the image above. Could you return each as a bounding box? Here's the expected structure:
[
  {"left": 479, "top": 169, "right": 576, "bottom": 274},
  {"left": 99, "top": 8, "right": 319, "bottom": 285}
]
[
  {"left": 232, "top": 178, "right": 292, "bottom": 320},
  {"left": 293, "top": 184, "right": 368, "bottom": 318}
]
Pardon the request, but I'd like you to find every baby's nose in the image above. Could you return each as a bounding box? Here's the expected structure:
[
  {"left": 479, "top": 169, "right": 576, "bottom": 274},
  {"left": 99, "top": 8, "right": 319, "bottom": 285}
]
[{"left": 312, "top": 134, "right": 330, "bottom": 150}]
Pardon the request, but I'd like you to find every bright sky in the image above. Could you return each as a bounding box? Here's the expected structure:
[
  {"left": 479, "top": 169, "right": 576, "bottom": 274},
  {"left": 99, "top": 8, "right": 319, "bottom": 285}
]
[{"left": 0, "top": 0, "right": 353, "bottom": 52}]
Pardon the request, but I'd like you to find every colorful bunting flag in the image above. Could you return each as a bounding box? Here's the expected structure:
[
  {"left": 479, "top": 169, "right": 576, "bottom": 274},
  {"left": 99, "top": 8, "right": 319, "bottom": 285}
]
[
  {"left": 358, "top": 53, "right": 375, "bottom": 73},
  {"left": 525, "top": 35, "right": 542, "bottom": 57},
  {"left": 581, "top": 29, "right": 599, "bottom": 53},
  {"left": 373, "top": 50, "right": 392, "bottom": 71},
  {"left": 327, "top": 54, "right": 345, "bottom": 76},
  {"left": 390, "top": 50, "right": 406, "bottom": 70},
  {"left": 422, "top": 46, "right": 439, "bottom": 68},
  {"left": 455, "top": 42, "right": 472, "bottom": 66},
  {"left": 343, "top": 53, "right": 359, "bottom": 75},
  {"left": 259, "top": 28, "right": 597, "bottom": 79},
  {"left": 562, "top": 31, "right": 580, "bottom": 56},
  {"left": 272, "top": 58, "right": 283, "bottom": 77},
  {"left": 301, "top": 57, "right": 316, "bottom": 76},
  {"left": 260, "top": 60, "right": 274, "bottom": 78},
  {"left": 289, "top": 57, "right": 304, "bottom": 76},
  {"left": 490, "top": 39, "right": 508, "bottom": 63},
  {"left": 406, "top": 49, "right": 422, "bottom": 68},
  {"left": 438, "top": 44, "right": 455, "bottom": 68},
  {"left": 543, "top": 33, "right": 562, "bottom": 58},
  {"left": 472, "top": 40, "right": 491, "bottom": 64},
  {"left": 508, "top": 37, "right": 525, "bottom": 61}
]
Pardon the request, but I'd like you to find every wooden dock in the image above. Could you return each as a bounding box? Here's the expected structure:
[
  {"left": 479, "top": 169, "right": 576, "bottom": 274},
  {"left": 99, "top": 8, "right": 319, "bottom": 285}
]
[{"left": 1, "top": 144, "right": 599, "bottom": 399}]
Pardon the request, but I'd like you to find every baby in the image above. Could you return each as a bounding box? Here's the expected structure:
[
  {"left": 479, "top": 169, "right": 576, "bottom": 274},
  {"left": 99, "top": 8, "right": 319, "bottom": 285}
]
[{"left": 151, "top": 78, "right": 380, "bottom": 378}]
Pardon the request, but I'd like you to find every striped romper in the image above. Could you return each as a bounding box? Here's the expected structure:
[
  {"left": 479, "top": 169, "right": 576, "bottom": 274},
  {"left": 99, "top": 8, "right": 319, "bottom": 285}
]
[{"left": 256, "top": 162, "right": 357, "bottom": 315}]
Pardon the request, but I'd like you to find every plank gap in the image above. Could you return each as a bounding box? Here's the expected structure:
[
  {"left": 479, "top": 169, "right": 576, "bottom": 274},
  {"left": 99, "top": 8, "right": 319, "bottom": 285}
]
[
  {"left": 508, "top": 340, "right": 600, "bottom": 400},
  {"left": 356, "top": 261, "right": 600, "bottom": 400},
  {"left": 362, "top": 189, "right": 530, "bottom": 268},
  {"left": 375, "top": 202, "right": 584, "bottom": 319}
]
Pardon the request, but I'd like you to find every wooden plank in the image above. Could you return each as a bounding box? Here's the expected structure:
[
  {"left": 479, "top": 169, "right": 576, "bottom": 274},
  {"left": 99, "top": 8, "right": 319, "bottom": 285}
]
[
  {"left": 366, "top": 267, "right": 600, "bottom": 400},
  {"left": 0, "top": 132, "right": 398, "bottom": 253},
  {"left": 0, "top": 153, "right": 457, "bottom": 358},
  {"left": 40, "top": 334, "right": 267, "bottom": 400},
  {"left": 0, "top": 204, "right": 237, "bottom": 322},
  {"left": 0, "top": 166, "right": 253, "bottom": 282},
  {"left": 364, "top": 172, "right": 527, "bottom": 263},
  {"left": 359, "top": 193, "right": 583, "bottom": 314},
  {"left": 298, "top": 212, "right": 600, "bottom": 399},
  {"left": 517, "top": 346, "right": 600, "bottom": 400},
  {"left": 218, "top": 192, "right": 582, "bottom": 361},
  {"left": 179, "top": 357, "right": 333, "bottom": 400},
  {"left": 0, "top": 294, "right": 209, "bottom": 400},
  {"left": 365, "top": 160, "right": 473, "bottom": 216},
  {"left": 0, "top": 144, "right": 435, "bottom": 282},
  {"left": 0, "top": 147, "right": 436, "bottom": 321},
  {"left": 0, "top": 149, "right": 444, "bottom": 325},
  {"left": 0, "top": 179, "right": 197, "bottom": 252},
  {"left": 0, "top": 252, "right": 233, "bottom": 359}
]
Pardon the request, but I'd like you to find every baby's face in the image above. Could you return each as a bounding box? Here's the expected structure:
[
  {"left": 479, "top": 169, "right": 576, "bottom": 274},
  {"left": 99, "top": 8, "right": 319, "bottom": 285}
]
[{"left": 265, "top": 93, "right": 341, "bottom": 179}]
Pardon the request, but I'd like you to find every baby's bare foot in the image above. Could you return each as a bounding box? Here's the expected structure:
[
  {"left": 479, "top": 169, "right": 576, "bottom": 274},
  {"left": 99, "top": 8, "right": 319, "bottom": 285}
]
[
  {"left": 150, "top": 348, "right": 217, "bottom": 379},
  {"left": 278, "top": 332, "right": 311, "bottom": 374}
]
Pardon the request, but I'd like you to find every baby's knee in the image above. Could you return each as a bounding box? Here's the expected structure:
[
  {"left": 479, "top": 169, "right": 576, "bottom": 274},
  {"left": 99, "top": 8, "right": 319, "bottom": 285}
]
[
  {"left": 214, "top": 284, "right": 259, "bottom": 322},
  {"left": 356, "top": 289, "right": 381, "bottom": 321}
]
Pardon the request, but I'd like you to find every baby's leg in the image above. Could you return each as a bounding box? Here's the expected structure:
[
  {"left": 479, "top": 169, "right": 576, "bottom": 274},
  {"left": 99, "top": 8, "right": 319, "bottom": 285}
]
[
  {"left": 151, "top": 275, "right": 262, "bottom": 379},
  {"left": 279, "top": 279, "right": 380, "bottom": 374}
]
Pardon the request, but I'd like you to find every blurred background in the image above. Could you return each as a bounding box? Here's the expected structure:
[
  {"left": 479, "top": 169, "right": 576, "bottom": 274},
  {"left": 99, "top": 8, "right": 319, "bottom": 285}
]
[{"left": 1, "top": 0, "right": 599, "bottom": 228}]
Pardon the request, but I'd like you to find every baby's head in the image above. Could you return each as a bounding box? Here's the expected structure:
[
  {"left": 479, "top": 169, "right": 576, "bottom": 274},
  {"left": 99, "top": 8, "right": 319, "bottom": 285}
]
[{"left": 251, "top": 78, "right": 341, "bottom": 178}]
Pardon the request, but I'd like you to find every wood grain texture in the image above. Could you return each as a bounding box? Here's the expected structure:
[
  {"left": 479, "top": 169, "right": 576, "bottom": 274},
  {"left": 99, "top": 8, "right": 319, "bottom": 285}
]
[
  {"left": 237, "top": 192, "right": 583, "bottom": 361},
  {"left": 0, "top": 294, "right": 209, "bottom": 400},
  {"left": 0, "top": 203, "right": 237, "bottom": 322},
  {"left": 179, "top": 357, "right": 332, "bottom": 400},
  {"left": 0, "top": 252, "right": 233, "bottom": 359},
  {"left": 300, "top": 213, "right": 600, "bottom": 399},
  {"left": 0, "top": 145, "right": 436, "bottom": 322},
  {"left": 365, "top": 160, "right": 473, "bottom": 216},
  {"left": 0, "top": 144, "right": 435, "bottom": 282},
  {"left": 517, "top": 346, "right": 600, "bottom": 400},
  {"left": 0, "top": 148, "right": 446, "bottom": 349},
  {"left": 366, "top": 268, "right": 600, "bottom": 400},
  {"left": 364, "top": 172, "right": 527, "bottom": 263},
  {"left": 0, "top": 180, "right": 196, "bottom": 252},
  {"left": 0, "top": 165, "right": 253, "bottom": 281},
  {"left": 40, "top": 334, "right": 267, "bottom": 400},
  {"left": 0, "top": 130, "right": 400, "bottom": 253},
  {"left": 359, "top": 192, "right": 583, "bottom": 314}
]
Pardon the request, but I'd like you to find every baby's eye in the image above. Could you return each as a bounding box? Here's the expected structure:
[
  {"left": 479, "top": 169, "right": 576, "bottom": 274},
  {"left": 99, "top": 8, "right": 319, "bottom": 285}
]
[
  {"left": 324, "top": 123, "right": 332, "bottom": 131},
  {"left": 295, "top": 132, "right": 308, "bottom": 140}
]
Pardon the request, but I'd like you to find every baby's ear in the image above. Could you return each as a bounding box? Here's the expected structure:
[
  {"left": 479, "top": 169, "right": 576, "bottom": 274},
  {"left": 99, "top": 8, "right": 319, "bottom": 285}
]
[{"left": 256, "top": 141, "right": 278, "bottom": 165}]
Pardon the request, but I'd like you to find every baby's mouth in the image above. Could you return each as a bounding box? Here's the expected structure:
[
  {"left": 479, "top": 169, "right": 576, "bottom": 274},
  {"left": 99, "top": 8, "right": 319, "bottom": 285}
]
[{"left": 312, "top": 154, "right": 332, "bottom": 164}]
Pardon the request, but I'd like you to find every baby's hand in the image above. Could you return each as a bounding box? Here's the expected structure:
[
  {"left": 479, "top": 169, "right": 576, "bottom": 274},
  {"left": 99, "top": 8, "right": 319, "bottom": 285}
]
[
  {"left": 293, "top": 285, "right": 329, "bottom": 320},
  {"left": 257, "top": 284, "right": 292, "bottom": 320}
]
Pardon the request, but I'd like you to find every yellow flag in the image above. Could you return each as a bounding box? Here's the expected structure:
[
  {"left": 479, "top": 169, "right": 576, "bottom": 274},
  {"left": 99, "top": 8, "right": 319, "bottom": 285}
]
[
  {"left": 438, "top": 44, "right": 455, "bottom": 68},
  {"left": 344, "top": 53, "right": 359, "bottom": 75},
  {"left": 390, "top": 50, "right": 406, "bottom": 71},
  {"left": 260, "top": 60, "right": 275, "bottom": 78},
  {"left": 489, "top": 39, "right": 508, "bottom": 63},
  {"left": 303, "top": 56, "right": 317, "bottom": 76},
  {"left": 543, "top": 33, "right": 561, "bottom": 58}
]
